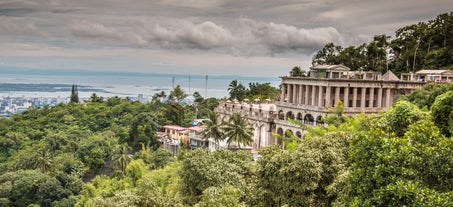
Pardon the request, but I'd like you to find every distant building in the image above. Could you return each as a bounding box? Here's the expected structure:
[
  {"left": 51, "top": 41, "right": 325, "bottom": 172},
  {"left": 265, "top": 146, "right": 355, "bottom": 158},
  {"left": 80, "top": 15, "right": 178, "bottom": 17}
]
[{"left": 401, "top": 69, "right": 453, "bottom": 82}]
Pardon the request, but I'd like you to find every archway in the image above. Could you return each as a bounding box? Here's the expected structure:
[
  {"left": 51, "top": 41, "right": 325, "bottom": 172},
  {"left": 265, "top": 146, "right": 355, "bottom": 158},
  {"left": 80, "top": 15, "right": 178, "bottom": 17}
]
[
  {"left": 296, "top": 112, "right": 303, "bottom": 121},
  {"left": 276, "top": 128, "right": 284, "bottom": 136},
  {"left": 296, "top": 131, "right": 302, "bottom": 138},
  {"left": 286, "top": 111, "right": 295, "bottom": 120},
  {"left": 316, "top": 116, "right": 324, "bottom": 125},
  {"left": 304, "top": 114, "right": 314, "bottom": 125},
  {"left": 278, "top": 110, "right": 284, "bottom": 120},
  {"left": 285, "top": 129, "right": 294, "bottom": 137}
]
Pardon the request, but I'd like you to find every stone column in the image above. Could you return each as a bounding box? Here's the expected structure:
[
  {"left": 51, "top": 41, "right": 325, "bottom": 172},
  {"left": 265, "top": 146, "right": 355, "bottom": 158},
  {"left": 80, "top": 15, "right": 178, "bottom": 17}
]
[
  {"left": 352, "top": 87, "right": 358, "bottom": 108},
  {"left": 298, "top": 85, "right": 303, "bottom": 104},
  {"left": 344, "top": 87, "right": 349, "bottom": 107},
  {"left": 293, "top": 84, "right": 298, "bottom": 104},
  {"left": 311, "top": 85, "right": 317, "bottom": 106},
  {"left": 304, "top": 85, "right": 310, "bottom": 105},
  {"left": 281, "top": 84, "right": 286, "bottom": 102},
  {"left": 385, "top": 88, "right": 392, "bottom": 107},
  {"left": 335, "top": 87, "right": 340, "bottom": 106},
  {"left": 325, "top": 86, "right": 331, "bottom": 107},
  {"left": 287, "top": 84, "right": 293, "bottom": 103},
  {"left": 318, "top": 86, "right": 324, "bottom": 107},
  {"left": 360, "top": 87, "right": 366, "bottom": 108},
  {"left": 377, "top": 88, "right": 383, "bottom": 107},
  {"left": 369, "top": 88, "right": 375, "bottom": 107}
]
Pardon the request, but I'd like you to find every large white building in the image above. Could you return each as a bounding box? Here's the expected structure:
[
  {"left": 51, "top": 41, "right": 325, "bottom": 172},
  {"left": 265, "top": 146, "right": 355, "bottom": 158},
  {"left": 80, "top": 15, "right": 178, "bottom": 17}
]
[{"left": 274, "top": 65, "right": 427, "bottom": 138}]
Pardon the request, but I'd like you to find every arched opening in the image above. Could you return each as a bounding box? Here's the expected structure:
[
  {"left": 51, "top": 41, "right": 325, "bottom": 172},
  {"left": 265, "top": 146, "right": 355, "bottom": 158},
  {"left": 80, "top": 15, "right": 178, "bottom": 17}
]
[
  {"left": 286, "top": 111, "right": 295, "bottom": 120},
  {"left": 296, "top": 112, "right": 303, "bottom": 121},
  {"left": 285, "top": 129, "right": 294, "bottom": 137},
  {"left": 304, "top": 114, "right": 314, "bottom": 125},
  {"left": 276, "top": 128, "right": 284, "bottom": 145},
  {"left": 278, "top": 110, "right": 284, "bottom": 120},
  {"left": 276, "top": 128, "right": 284, "bottom": 136},
  {"left": 296, "top": 131, "right": 302, "bottom": 138},
  {"left": 316, "top": 116, "right": 324, "bottom": 125}
]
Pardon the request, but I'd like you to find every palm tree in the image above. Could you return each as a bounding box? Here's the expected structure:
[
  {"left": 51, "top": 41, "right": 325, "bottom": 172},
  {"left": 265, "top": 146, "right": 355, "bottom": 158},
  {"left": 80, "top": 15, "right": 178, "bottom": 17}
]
[
  {"left": 201, "top": 111, "right": 225, "bottom": 149},
  {"left": 223, "top": 112, "right": 254, "bottom": 149},
  {"left": 112, "top": 144, "right": 133, "bottom": 174},
  {"left": 34, "top": 148, "right": 52, "bottom": 172},
  {"left": 228, "top": 80, "right": 246, "bottom": 100}
]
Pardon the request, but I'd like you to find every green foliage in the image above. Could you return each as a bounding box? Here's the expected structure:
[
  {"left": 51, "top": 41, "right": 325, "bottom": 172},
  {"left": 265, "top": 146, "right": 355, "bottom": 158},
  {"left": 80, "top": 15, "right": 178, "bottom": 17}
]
[
  {"left": 346, "top": 116, "right": 453, "bottom": 206},
  {"left": 289, "top": 66, "right": 307, "bottom": 77},
  {"left": 194, "top": 185, "right": 246, "bottom": 207},
  {"left": 149, "top": 147, "right": 175, "bottom": 169},
  {"left": 70, "top": 84, "right": 79, "bottom": 103},
  {"left": 431, "top": 90, "right": 453, "bottom": 136},
  {"left": 126, "top": 159, "right": 147, "bottom": 185},
  {"left": 228, "top": 80, "right": 247, "bottom": 101},
  {"left": 179, "top": 149, "right": 251, "bottom": 205},
  {"left": 406, "top": 82, "right": 453, "bottom": 109},
  {"left": 256, "top": 132, "right": 350, "bottom": 207},
  {"left": 169, "top": 85, "right": 188, "bottom": 103},
  {"left": 312, "top": 12, "right": 453, "bottom": 73},
  {"left": 200, "top": 111, "right": 225, "bottom": 148},
  {"left": 379, "top": 100, "right": 425, "bottom": 137},
  {"left": 128, "top": 112, "right": 160, "bottom": 148},
  {"left": 9, "top": 170, "right": 68, "bottom": 207},
  {"left": 323, "top": 99, "right": 345, "bottom": 127}
]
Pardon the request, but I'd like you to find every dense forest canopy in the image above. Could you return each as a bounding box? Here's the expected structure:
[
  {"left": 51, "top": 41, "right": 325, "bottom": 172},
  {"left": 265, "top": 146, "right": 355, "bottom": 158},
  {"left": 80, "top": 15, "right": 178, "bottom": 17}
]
[{"left": 312, "top": 12, "right": 453, "bottom": 74}]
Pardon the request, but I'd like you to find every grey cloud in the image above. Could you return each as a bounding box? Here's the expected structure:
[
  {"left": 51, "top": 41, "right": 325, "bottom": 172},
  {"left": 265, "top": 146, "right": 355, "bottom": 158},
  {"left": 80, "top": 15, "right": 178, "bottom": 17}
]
[
  {"left": 69, "top": 18, "right": 342, "bottom": 55},
  {"left": 70, "top": 21, "right": 123, "bottom": 41},
  {"left": 240, "top": 18, "right": 342, "bottom": 54},
  {"left": 0, "top": 16, "right": 47, "bottom": 37}
]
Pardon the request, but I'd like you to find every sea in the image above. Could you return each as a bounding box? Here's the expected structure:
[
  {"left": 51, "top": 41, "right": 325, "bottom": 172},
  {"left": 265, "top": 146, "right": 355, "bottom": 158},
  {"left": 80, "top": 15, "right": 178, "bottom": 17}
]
[{"left": 0, "top": 70, "right": 281, "bottom": 100}]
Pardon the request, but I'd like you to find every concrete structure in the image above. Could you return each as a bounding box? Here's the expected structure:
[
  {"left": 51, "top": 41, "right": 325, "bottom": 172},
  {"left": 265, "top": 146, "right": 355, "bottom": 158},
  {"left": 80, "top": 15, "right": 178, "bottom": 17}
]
[
  {"left": 215, "top": 99, "right": 277, "bottom": 151},
  {"left": 401, "top": 69, "right": 453, "bottom": 82},
  {"left": 275, "top": 65, "right": 426, "bottom": 137}
]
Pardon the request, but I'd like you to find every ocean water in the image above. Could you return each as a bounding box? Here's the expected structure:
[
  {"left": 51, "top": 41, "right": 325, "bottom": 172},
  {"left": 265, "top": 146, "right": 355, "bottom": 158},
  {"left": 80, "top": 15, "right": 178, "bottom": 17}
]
[{"left": 0, "top": 72, "right": 281, "bottom": 99}]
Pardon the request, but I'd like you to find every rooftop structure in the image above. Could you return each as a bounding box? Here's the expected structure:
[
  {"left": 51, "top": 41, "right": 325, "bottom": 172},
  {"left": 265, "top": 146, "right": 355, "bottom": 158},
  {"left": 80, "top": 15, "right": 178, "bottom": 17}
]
[{"left": 401, "top": 69, "right": 453, "bottom": 82}]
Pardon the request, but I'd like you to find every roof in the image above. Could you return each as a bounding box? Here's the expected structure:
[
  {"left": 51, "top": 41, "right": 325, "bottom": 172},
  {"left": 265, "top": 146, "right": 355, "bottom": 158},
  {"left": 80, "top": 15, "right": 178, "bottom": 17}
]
[
  {"left": 162, "top": 125, "right": 187, "bottom": 131},
  {"left": 188, "top": 126, "right": 203, "bottom": 132},
  {"left": 309, "top": 64, "right": 351, "bottom": 71},
  {"left": 416, "top": 69, "right": 453, "bottom": 75},
  {"left": 382, "top": 70, "right": 400, "bottom": 81}
]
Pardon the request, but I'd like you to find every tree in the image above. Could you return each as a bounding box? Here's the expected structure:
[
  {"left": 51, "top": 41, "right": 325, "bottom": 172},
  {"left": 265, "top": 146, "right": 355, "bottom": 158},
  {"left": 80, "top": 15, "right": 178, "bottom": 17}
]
[
  {"left": 289, "top": 66, "right": 306, "bottom": 77},
  {"left": 169, "top": 85, "right": 188, "bottom": 103},
  {"left": 228, "top": 80, "right": 247, "bottom": 101},
  {"left": 112, "top": 144, "right": 133, "bottom": 175},
  {"left": 194, "top": 185, "right": 246, "bottom": 207},
  {"left": 70, "top": 84, "right": 79, "bottom": 103},
  {"left": 200, "top": 111, "right": 225, "bottom": 149},
  {"left": 431, "top": 90, "right": 453, "bottom": 137},
  {"left": 223, "top": 113, "right": 254, "bottom": 149},
  {"left": 345, "top": 119, "right": 453, "bottom": 206},
  {"left": 256, "top": 132, "right": 350, "bottom": 207},
  {"left": 179, "top": 149, "right": 251, "bottom": 205},
  {"left": 128, "top": 112, "right": 160, "bottom": 148},
  {"left": 193, "top": 92, "right": 204, "bottom": 103},
  {"left": 89, "top": 93, "right": 103, "bottom": 102}
]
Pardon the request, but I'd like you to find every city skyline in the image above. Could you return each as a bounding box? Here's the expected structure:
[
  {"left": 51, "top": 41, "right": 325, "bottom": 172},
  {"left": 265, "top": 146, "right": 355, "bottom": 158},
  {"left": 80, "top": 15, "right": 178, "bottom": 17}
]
[{"left": 0, "top": 0, "right": 452, "bottom": 77}]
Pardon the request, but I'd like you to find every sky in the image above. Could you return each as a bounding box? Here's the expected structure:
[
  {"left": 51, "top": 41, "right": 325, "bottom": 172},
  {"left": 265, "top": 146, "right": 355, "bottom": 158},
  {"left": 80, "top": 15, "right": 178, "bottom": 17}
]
[{"left": 0, "top": 0, "right": 451, "bottom": 78}]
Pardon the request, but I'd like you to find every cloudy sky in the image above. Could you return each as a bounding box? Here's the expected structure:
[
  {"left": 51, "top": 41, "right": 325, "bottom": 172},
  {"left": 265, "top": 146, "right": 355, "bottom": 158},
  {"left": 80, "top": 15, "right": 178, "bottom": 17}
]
[{"left": 0, "top": 0, "right": 451, "bottom": 77}]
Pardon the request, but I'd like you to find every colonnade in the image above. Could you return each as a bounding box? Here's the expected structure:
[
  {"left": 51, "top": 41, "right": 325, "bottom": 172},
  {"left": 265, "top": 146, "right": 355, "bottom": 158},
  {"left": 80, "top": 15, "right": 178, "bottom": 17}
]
[{"left": 281, "top": 84, "right": 393, "bottom": 108}]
